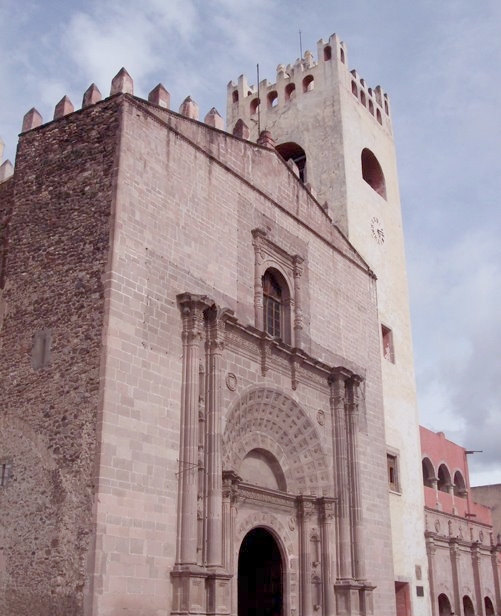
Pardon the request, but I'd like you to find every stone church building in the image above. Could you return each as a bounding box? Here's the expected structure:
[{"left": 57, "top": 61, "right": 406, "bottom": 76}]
[{"left": 0, "top": 33, "right": 465, "bottom": 616}]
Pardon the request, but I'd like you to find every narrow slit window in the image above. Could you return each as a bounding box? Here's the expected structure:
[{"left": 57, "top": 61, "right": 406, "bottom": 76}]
[
  {"left": 381, "top": 325, "right": 394, "bottom": 363},
  {"left": 387, "top": 453, "right": 399, "bottom": 492}
]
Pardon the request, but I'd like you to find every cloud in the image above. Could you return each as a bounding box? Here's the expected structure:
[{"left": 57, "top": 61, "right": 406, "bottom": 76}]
[
  {"left": 411, "top": 229, "right": 501, "bottom": 484},
  {"left": 62, "top": 0, "right": 199, "bottom": 94}
]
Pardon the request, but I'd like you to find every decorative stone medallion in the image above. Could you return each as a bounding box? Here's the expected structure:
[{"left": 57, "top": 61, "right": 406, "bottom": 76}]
[
  {"left": 316, "top": 410, "right": 325, "bottom": 426},
  {"left": 225, "top": 373, "right": 237, "bottom": 391}
]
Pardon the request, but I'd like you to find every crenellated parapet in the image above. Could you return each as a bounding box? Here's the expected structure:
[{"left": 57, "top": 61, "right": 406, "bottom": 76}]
[
  {"left": 0, "top": 137, "right": 13, "bottom": 183},
  {"left": 226, "top": 33, "right": 392, "bottom": 137},
  {"left": 19, "top": 67, "right": 225, "bottom": 136}
]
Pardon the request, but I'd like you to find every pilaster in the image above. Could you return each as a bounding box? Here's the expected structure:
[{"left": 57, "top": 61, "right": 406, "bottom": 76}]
[
  {"left": 298, "top": 496, "right": 316, "bottom": 616},
  {"left": 329, "top": 369, "right": 352, "bottom": 581},
  {"left": 172, "top": 293, "right": 214, "bottom": 616},
  {"left": 205, "top": 305, "right": 232, "bottom": 570},
  {"left": 319, "top": 497, "right": 336, "bottom": 616},
  {"left": 346, "top": 377, "right": 365, "bottom": 581},
  {"left": 449, "top": 539, "right": 461, "bottom": 616},
  {"left": 293, "top": 255, "right": 304, "bottom": 348}
]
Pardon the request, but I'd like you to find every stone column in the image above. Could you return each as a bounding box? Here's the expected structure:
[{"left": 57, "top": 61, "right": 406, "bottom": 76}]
[
  {"left": 471, "top": 543, "right": 483, "bottom": 616},
  {"left": 197, "top": 360, "right": 206, "bottom": 564},
  {"left": 293, "top": 255, "right": 304, "bottom": 349},
  {"left": 346, "top": 377, "right": 365, "bottom": 581},
  {"left": 450, "top": 540, "right": 461, "bottom": 616},
  {"left": 298, "top": 496, "right": 315, "bottom": 616},
  {"left": 319, "top": 497, "right": 336, "bottom": 616},
  {"left": 329, "top": 370, "right": 352, "bottom": 581},
  {"left": 176, "top": 293, "right": 213, "bottom": 566},
  {"left": 223, "top": 471, "right": 241, "bottom": 616},
  {"left": 205, "top": 306, "right": 232, "bottom": 569},
  {"left": 425, "top": 531, "right": 437, "bottom": 616},
  {"left": 252, "top": 229, "right": 265, "bottom": 330},
  {"left": 491, "top": 542, "right": 501, "bottom": 616}
]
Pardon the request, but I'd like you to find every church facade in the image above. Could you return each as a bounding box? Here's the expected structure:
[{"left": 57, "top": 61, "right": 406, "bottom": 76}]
[{"left": 1, "top": 35, "right": 430, "bottom": 616}]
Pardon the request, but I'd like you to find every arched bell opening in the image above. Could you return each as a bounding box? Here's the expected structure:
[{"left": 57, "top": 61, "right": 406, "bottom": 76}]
[
  {"left": 276, "top": 142, "right": 307, "bottom": 182},
  {"left": 238, "top": 527, "right": 284, "bottom": 616}
]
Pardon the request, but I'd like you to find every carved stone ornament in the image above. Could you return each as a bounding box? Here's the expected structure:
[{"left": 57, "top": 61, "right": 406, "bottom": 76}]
[
  {"left": 434, "top": 519, "right": 440, "bottom": 533},
  {"left": 225, "top": 372, "right": 237, "bottom": 391},
  {"left": 288, "top": 517, "right": 296, "bottom": 531},
  {"left": 316, "top": 410, "right": 325, "bottom": 426}
]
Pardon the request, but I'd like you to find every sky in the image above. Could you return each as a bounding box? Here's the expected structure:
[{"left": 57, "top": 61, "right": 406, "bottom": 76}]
[{"left": 1, "top": 1, "right": 500, "bottom": 486}]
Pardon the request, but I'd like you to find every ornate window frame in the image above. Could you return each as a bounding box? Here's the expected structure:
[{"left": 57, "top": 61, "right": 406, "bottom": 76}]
[{"left": 252, "top": 228, "right": 304, "bottom": 348}]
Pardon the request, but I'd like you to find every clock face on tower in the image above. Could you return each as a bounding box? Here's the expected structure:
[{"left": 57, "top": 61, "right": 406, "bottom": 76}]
[{"left": 370, "top": 216, "right": 385, "bottom": 244}]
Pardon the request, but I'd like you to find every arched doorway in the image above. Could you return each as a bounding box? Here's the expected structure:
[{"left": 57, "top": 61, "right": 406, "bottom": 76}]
[
  {"left": 463, "top": 595, "right": 474, "bottom": 616},
  {"left": 438, "top": 593, "right": 452, "bottom": 616},
  {"left": 238, "top": 528, "right": 283, "bottom": 616},
  {"left": 485, "top": 596, "right": 495, "bottom": 616}
]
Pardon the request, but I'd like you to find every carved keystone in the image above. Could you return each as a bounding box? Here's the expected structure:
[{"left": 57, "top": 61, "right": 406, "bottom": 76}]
[
  {"left": 232, "top": 118, "right": 249, "bottom": 140},
  {"left": 179, "top": 96, "right": 199, "bottom": 120},
  {"left": 110, "top": 68, "right": 133, "bottom": 96},
  {"left": 82, "top": 83, "right": 102, "bottom": 108},
  {"left": 22, "top": 108, "right": 43, "bottom": 133},
  {"left": 204, "top": 107, "right": 224, "bottom": 130},
  {"left": 54, "top": 96, "right": 74, "bottom": 120},
  {"left": 148, "top": 84, "right": 170, "bottom": 109}
]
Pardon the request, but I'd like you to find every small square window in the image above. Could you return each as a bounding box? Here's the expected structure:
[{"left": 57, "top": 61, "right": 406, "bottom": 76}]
[
  {"left": 32, "top": 329, "right": 51, "bottom": 370},
  {"left": 387, "top": 453, "right": 399, "bottom": 492},
  {"left": 381, "top": 325, "right": 395, "bottom": 363}
]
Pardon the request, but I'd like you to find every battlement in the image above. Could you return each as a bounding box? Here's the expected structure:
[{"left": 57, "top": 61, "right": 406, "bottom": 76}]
[
  {"left": 0, "top": 137, "right": 13, "bottom": 183},
  {"left": 19, "top": 68, "right": 225, "bottom": 136},
  {"left": 226, "top": 33, "right": 392, "bottom": 135}
]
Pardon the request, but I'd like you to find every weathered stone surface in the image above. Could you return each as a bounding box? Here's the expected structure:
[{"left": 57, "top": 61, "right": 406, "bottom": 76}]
[{"left": 0, "top": 99, "right": 119, "bottom": 615}]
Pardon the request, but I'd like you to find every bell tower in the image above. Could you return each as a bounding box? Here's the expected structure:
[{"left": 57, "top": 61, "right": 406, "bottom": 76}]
[{"left": 227, "top": 33, "right": 430, "bottom": 616}]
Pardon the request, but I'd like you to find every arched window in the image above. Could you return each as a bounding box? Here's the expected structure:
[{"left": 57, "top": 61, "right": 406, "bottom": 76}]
[
  {"left": 303, "top": 75, "right": 314, "bottom": 92},
  {"left": 232, "top": 90, "right": 239, "bottom": 104},
  {"left": 351, "top": 81, "right": 358, "bottom": 97},
  {"left": 485, "top": 597, "right": 495, "bottom": 616},
  {"left": 340, "top": 47, "right": 345, "bottom": 63},
  {"left": 360, "top": 91, "right": 366, "bottom": 107},
  {"left": 377, "top": 109, "right": 383, "bottom": 125},
  {"left": 437, "top": 464, "right": 451, "bottom": 493},
  {"left": 262, "top": 268, "right": 290, "bottom": 343},
  {"left": 324, "top": 45, "right": 332, "bottom": 61},
  {"left": 268, "top": 90, "right": 278, "bottom": 108},
  {"left": 239, "top": 448, "right": 287, "bottom": 491},
  {"left": 285, "top": 83, "right": 296, "bottom": 101},
  {"left": 250, "top": 98, "right": 260, "bottom": 115},
  {"left": 463, "top": 596, "right": 474, "bottom": 616},
  {"left": 276, "top": 142, "right": 307, "bottom": 182},
  {"left": 422, "top": 457, "right": 435, "bottom": 488},
  {"left": 368, "top": 100, "right": 374, "bottom": 115},
  {"left": 453, "top": 471, "right": 467, "bottom": 497},
  {"left": 438, "top": 594, "right": 452, "bottom": 616},
  {"left": 361, "top": 148, "right": 386, "bottom": 199}
]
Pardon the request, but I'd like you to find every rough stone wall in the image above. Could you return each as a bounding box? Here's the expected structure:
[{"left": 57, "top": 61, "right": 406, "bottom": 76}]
[
  {"left": 0, "top": 99, "right": 121, "bottom": 615},
  {"left": 0, "top": 176, "right": 13, "bottom": 289}
]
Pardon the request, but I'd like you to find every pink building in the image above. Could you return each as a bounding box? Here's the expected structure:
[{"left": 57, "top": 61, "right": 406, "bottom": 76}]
[{"left": 420, "top": 427, "right": 501, "bottom": 616}]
